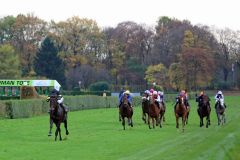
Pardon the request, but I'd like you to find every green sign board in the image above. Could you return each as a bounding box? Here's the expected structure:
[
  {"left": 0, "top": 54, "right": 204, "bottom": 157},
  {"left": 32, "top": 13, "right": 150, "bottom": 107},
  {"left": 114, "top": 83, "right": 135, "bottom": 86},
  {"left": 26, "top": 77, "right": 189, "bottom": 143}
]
[{"left": 0, "top": 80, "right": 60, "bottom": 87}]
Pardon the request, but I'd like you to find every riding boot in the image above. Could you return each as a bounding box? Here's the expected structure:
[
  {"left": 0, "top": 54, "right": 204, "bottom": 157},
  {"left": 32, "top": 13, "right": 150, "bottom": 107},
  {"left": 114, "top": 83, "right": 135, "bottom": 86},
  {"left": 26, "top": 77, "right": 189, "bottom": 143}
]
[
  {"left": 174, "top": 103, "right": 177, "bottom": 112},
  {"left": 186, "top": 101, "right": 190, "bottom": 110},
  {"left": 155, "top": 101, "right": 160, "bottom": 109},
  {"left": 128, "top": 102, "right": 133, "bottom": 108},
  {"left": 224, "top": 104, "right": 227, "bottom": 108},
  {"left": 60, "top": 104, "right": 67, "bottom": 113},
  {"left": 119, "top": 102, "right": 122, "bottom": 108}
]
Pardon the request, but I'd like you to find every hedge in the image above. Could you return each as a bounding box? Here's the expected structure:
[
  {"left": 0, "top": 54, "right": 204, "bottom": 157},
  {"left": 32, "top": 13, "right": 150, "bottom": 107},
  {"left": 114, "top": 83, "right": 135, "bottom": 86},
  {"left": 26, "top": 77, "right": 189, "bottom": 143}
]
[
  {"left": 0, "top": 93, "right": 196, "bottom": 119},
  {"left": 0, "top": 96, "right": 120, "bottom": 119}
]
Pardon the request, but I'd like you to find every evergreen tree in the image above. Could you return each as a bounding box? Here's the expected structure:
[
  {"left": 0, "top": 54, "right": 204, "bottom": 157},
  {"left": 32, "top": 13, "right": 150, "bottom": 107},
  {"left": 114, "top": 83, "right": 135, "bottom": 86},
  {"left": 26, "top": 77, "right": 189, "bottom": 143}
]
[
  {"left": 0, "top": 44, "right": 21, "bottom": 78},
  {"left": 34, "top": 37, "right": 65, "bottom": 85}
]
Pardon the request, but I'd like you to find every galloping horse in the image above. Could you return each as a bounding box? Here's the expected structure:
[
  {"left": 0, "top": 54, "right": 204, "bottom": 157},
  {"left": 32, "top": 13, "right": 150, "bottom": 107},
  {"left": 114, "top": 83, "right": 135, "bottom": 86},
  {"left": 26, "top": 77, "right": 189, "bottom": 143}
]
[
  {"left": 119, "top": 94, "right": 133, "bottom": 130},
  {"left": 142, "top": 97, "right": 149, "bottom": 124},
  {"left": 175, "top": 95, "right": 188, "bottom": 132},
  {"left": 215, "top": 100, "right": 226, "bottom": 125},
  {"left": 148, "top": 96, "right": 161, "bottom": 129},
  {"left": 197, "top": 95, "right": 211, "bottom": 128},
  {"left": 49, "top": 95, "right": 69, "bottom": 141}
]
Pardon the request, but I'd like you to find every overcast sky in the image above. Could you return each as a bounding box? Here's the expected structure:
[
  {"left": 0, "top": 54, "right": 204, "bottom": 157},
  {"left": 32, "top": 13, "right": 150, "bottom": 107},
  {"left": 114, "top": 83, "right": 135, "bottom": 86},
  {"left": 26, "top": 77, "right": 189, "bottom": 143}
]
[{"left": 1, "top": 0, "right": 239, "bottom": 30}]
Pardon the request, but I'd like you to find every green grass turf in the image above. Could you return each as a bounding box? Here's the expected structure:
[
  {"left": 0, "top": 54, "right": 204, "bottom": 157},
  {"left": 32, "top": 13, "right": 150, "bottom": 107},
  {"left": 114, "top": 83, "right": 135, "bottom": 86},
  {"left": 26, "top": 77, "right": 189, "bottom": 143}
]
[{"left": 0, "top": 96, "right": 239, "bottom": 160}]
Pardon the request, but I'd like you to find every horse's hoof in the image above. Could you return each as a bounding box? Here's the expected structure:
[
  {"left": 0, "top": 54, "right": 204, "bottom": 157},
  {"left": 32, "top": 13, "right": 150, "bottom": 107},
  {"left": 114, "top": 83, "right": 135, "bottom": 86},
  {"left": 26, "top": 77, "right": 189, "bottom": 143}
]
[
  {"left": 48, "top": 133, "right": 52, "bottom": 137},
  {"left": 66, "top": 131, "right": 69, "bottom": 135}
]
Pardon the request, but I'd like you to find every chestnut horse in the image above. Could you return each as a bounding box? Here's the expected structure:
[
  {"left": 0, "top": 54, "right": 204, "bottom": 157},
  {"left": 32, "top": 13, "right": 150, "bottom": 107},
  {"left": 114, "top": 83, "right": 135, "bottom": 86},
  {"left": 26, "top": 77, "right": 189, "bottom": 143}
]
[
  {"left": 175, "top": 95, "right": 188, "bottom": 132},
  {"left": 215, "top": 100, "right": 226, "bottom": 126},
  {"left": 148, "top": 96, "right": 161, "bottom": 129},
  {"left": 49, "top": 95, "right": 69, "bottom": 141},
  {"left": 119, "top": 94, "right": 133, "bottom": 130},
  {"left": 197, "top": 95, "right": 211, "bottom": 128},
  {"left": 142, "top": 97, "right": 149, "bottom": 124}
]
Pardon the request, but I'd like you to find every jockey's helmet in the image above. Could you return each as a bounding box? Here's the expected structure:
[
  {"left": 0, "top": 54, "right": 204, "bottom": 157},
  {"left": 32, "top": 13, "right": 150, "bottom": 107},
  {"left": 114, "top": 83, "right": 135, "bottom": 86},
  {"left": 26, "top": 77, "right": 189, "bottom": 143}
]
[
  {"left": 150, "top": 88, "right": 154, "bottom": 93},
  {"left": 153, "top": 91, "right": 158, "bottom": 95},
  {"left": 217, "top": 90, "right": 222, "bottom": 95},
  {"left": 125, "top": 90, "right": 130, "bottom": 95},
  {"left": 144, "top": 90, "right": 150, "bottom": 94}
]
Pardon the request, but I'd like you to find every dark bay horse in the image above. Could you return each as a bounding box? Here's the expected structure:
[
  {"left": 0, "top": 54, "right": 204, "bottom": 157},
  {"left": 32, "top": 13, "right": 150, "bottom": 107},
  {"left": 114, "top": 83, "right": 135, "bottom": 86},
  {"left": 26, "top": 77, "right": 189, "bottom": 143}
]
[
  {"left": 215, "top": 100, "right": 226, "bottom": 126},
  {"left": 119, "top": 95, "right": 133, "bottom": 130},
  {"left": 175, "top": 95, "right": 188, "bottom": 132},
  {"left": 49, "top": 95, "right": 69, "bottom": 141},
  {"left": 148, "top": 96, "right": 161, "bottom": 129},
  {"left": 197, "top": 95, "right": 211, "bottom": 128},
  {"left": 142, "top": 97, "right": 149, "bottom": 124}
]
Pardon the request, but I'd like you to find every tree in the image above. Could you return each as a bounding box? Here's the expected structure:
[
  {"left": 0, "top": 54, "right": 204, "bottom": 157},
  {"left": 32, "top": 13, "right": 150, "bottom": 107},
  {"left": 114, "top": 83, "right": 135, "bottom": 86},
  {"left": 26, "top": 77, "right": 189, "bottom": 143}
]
[
  {"left": 180, "top": 47, "right": 214, "bottom": 90},
  {"left": 152, "top": 17, "right": 192, "bottom": 67},
  {"left": 168, "top": 63, "right": 184, "bottom": 91},
  {"left": 34, "top": 37, "right": 65, "bottom": 85},
  {"left": 0, "top": 44, "right": 21, "bottom": 78},
  {"left": 212, "top": 27, "right": 237, "bottom": 82},
  {"left": 144, "top": 63, "right": 169, "bottom": 90},
  {"left": 12, "top": 13, "right": 47, "bottom": 76},
  {"left": 0, "top": 16, "right": 16, "bottom": 44}
]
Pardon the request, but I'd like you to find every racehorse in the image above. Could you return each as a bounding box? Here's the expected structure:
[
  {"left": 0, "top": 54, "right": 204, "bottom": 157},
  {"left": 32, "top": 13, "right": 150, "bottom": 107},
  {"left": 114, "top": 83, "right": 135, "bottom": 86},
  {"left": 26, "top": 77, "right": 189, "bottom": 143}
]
[
  {"left": 197, "top": 95, "right": 211, "bottom": 128},
  {"left": 119, "top": 94, "right": 133, "bottom": 130},
  {"left": 175, "top": 95, "right": 188, "bottom": 132},
  {"left": 141, "top": 97, "right": 149, "bottom": 124},
  {"left": 215, "top": 100, "right": 226, "bottom": 126},
  {"left": 49, "top": 95, "right": 69, "bottom": 141},
  {"left": 148, "top": 96, "right": 161, "bottom": 129}
]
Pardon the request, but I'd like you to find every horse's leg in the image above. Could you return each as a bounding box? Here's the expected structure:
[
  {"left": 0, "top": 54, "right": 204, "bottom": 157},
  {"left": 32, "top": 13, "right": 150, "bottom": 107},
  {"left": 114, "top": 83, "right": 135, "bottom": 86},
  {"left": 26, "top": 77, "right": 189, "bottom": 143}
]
[
  {"left": 182, "top": 116, "right": 186, "bottom": 132},
  {"left": 128, "top": 118, "right": 131, "bottom": 126},
  {"left": 122, "top": 117, "right": 125, "bottom": 130},
  {"left": 58, "top": 125, "right": 62, "bottom": 141},
  {"left": 159, "top": 114, "right": 162, "bottom": 128},
  {"left": 186, "top": 111, "right": 189, "bottom": 125},
  {"left": 142, "top": 109, "right": 146, "bottom": 123},
  {"left": 64, "top": 120, "right": 69, "bottom": 135},
  {"left": 148, "top": 116, "right": 151, "bottom": 129},
  {"left": 200, "top": 116, "right": 203, "bottom": 127},
  {"left": 175, "top": 115, "right": 179, "bottom": 128},
  {"left": 48, "top": 118, "right": 53, "bottom": 136},
  {"left": 223, "top": 113, "right": 226, "bottom": 124},
  {"left": 55, "top": 124, "right": 58, "bottom": 141},
  {"left": 217, "top": 112, "right": 220, "bottom": 126},
  {"left": 152, "top": 118, "right": 155, "bottom": 129},
  {"left": 119, "top": 109, "right": 121, "bottom": 122},
  {"left": 163, "top": 106, "right": 166, "bottom": 122},
  {"left": 129, "top": 117, "right": 133, "bottom": 127}
]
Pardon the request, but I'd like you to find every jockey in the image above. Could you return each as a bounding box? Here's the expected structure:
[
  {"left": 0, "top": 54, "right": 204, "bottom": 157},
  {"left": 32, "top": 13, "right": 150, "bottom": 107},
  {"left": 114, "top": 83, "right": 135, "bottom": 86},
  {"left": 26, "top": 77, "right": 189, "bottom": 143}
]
[
  {"left": 153, "top": 91, "right": 160, "bottom": 108},
  {"left": 47, "top": 85, "right": 68, "bottom": 113},
  {"left": 196, "top": 91, "right": 205, "bottom": 108},
  {"left": 118, "top": 88, "right": 125, "bottom": 106},
  {"left": 119, "top": 88, "right": 125, "bottom": 99},
  {"left": 149, "top": 88, "right": 154, "bottom": 96},
  {"left": 174, "top": 90, "right": 189, "bottom": 110},
  {"left": 215, "top": 90, "right": 225, "bottom": 109},
  {"left": 142, "top": 90, "right": 150, "bottom": 101},
  {"left": 158, "top": 91, "right": 165, "bottom": 105},
  {"left": 119, "top": 90, "right": 133, "bottom": 107}
]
